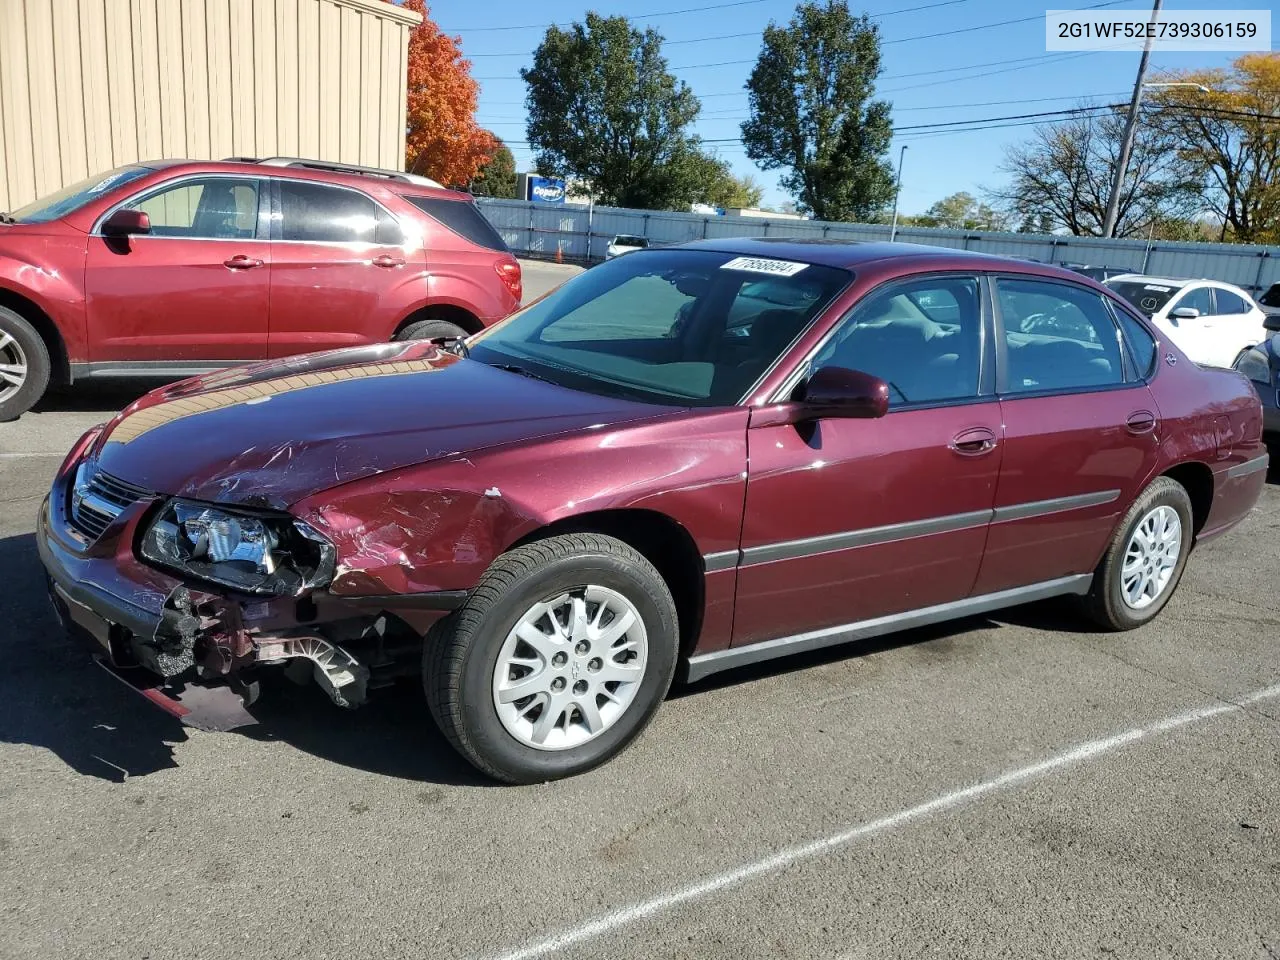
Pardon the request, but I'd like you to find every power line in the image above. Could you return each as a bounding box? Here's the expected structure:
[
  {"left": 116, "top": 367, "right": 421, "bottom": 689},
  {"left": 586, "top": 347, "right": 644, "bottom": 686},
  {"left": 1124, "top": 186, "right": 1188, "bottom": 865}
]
[
  {"left": 442, "top": 0, "right": 768, "bottom": 33},
  {"left": 464, "top": 0, "right": 971, "bottom": 54}
]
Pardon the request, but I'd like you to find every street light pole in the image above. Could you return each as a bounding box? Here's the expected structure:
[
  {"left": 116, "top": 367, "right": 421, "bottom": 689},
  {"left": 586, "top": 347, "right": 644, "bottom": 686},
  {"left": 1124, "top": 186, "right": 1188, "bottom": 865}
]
[
  {"left": 1101, "top": 0, "right": 1162, "bottom": 239},
  {"left": 889, "top": 144, "right": 908, "bottom": 242}
]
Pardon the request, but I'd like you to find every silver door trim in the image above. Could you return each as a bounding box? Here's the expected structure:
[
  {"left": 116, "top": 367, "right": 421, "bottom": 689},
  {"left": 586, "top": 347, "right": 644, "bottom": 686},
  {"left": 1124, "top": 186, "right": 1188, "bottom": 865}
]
[{"left": 685, "top": 574, "right": 1093, "bottom": 681}]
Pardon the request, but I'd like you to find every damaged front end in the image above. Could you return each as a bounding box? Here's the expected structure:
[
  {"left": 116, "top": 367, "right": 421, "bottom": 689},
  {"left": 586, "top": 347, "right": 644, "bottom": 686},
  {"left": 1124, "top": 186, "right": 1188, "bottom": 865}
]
[{"left": 40, "top": 449, "right": 446, "bottom": 731}]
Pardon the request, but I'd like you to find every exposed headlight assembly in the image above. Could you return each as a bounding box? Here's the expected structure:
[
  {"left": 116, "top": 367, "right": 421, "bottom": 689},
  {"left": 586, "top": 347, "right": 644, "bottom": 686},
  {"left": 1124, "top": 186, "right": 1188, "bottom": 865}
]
[
  {"left": 1236, "top": 347, "right": 1273, "bottom": 386},
  {"left": 141, "top": 500, "right": 335, "bottom": 596}
]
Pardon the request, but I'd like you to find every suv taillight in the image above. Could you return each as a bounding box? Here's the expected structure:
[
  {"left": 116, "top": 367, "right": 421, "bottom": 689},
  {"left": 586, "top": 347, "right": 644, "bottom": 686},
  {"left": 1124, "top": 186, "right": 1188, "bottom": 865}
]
[{"left": 495, "top": 259, "right": 522, "bottom": 303}]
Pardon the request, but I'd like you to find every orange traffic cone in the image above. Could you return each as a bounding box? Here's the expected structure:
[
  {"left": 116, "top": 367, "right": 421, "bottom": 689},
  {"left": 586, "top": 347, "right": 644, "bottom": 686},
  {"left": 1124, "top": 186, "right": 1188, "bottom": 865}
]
[{"left": 555, "top": 246, "right": 563, "bottom": 264}]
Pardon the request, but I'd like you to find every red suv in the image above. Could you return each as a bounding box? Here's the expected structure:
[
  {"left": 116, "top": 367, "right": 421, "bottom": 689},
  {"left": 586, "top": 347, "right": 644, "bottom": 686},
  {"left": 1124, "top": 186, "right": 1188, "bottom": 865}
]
[{"left": 0, "top": 157, "right": 522, "bottom": 419}]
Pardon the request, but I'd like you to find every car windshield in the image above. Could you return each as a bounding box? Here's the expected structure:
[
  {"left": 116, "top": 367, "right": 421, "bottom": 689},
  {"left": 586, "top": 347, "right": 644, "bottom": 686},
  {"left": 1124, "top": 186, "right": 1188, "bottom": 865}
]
[
  {"left": 1260, "top": 284, "right": 1280, "bottom": 309},
  {"left": 468, "top": 249, "right": 851, "bottom": 406},
  {"left": 6, "top": 165, "right": 153, "bottom": 224},
  {"left": 613, "top": 236, "right": 647, "bottom": 247},
  {"left": 1106, "top": 279, "right": 1180, "bottom": 317}
]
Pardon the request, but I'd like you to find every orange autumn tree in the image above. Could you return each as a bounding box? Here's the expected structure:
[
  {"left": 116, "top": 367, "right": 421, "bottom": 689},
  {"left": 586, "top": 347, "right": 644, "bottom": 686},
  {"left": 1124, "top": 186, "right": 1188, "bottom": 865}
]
[{"left": 397, "top": 0, "right": 496, "bottom": 187}]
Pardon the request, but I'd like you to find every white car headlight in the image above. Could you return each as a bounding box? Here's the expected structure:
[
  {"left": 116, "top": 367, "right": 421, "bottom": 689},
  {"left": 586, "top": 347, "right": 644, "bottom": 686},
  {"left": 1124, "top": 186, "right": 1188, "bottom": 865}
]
[{"left": 141, "top": 500, "right": 335, "bottom": 596}]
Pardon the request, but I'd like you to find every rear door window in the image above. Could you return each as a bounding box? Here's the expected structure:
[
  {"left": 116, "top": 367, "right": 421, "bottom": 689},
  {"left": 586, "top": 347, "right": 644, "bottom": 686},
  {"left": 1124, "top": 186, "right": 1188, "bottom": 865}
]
[
  {"left": 277, "top": 181, "right": 379, "bottom": 243},
  {"left": 996, "top": 278, "right": 1126, "bottom": 393},
  {"left": 1212, "top": 288, "right": 1250, "bottom": 315},
  {"left": 403, "top": 196, "right": 510, "bottom": 252}
]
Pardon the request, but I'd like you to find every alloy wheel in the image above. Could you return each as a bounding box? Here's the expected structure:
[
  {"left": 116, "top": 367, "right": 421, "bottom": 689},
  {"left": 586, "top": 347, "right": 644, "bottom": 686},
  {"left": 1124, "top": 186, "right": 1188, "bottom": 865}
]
[
  {"left": 1120, "top": 505, "right": 1182, "bottom": 610},
  {"left": 492, "top": 585, "right": 648, "bottom": 751},
  {"left": 0, "top": 331, "right": 27, "bottom": 403}
]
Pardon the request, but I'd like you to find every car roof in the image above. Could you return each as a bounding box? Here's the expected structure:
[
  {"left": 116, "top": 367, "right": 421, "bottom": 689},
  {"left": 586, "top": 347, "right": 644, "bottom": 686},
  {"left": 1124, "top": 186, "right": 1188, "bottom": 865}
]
[
  {"left": 1105, "top": 274, "right": 1194, "bottom": 287},
  {"left": 668, "top": 236, "right": 1095, "bottom": 278},
  {"left": 137, "top": 158, "right": 471, "bottom": 202}
]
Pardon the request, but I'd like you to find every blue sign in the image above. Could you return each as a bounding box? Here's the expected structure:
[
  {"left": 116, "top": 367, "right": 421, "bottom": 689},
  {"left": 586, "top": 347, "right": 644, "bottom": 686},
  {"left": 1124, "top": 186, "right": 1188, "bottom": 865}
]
[{"left": 527, "top": 175, "right": 566, "bottom": 204}]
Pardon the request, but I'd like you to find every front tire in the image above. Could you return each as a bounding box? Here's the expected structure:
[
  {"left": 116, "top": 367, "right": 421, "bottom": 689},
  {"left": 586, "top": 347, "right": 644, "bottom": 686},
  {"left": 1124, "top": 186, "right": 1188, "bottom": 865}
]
[
  {"left": 424, "top": 534, "right": 679, "bottom": 783},
  {"left": 0, "top": 306, "right": 51, "bottom": 421},
  {"left": 395, "top": 318, "right": 468, "bottom": 343},
  {"left": 1082, "top": 476, "right": 1194, "bottom": 630}
]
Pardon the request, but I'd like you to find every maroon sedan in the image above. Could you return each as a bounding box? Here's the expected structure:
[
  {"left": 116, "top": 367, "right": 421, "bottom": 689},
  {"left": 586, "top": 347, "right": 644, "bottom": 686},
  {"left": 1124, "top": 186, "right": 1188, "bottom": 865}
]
[{"left": 38, "top": 240, "right": 1269, "bottom": 783}]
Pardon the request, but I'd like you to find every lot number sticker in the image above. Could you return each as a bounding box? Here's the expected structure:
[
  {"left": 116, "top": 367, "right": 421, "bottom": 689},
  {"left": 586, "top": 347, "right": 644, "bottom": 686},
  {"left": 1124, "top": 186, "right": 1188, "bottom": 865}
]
[{"left": 720, "top": 256, "right": 809, "bottom": 277}]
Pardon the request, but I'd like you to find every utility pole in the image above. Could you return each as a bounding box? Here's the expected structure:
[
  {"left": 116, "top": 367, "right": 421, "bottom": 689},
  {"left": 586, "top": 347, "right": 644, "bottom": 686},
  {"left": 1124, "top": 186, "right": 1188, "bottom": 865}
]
[
  {"left": 1101, "top": 0, "right": 1162, "bottom": 239},
  {"left": 889, "top": 144, "right": 908, "bottom": 242}
]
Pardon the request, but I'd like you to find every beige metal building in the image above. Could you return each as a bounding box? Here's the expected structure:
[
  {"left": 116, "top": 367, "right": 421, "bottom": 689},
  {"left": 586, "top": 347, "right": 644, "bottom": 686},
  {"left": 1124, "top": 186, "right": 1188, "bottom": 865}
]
[{"left": 0, "top": 0, "right": 421, "bottom": 213}]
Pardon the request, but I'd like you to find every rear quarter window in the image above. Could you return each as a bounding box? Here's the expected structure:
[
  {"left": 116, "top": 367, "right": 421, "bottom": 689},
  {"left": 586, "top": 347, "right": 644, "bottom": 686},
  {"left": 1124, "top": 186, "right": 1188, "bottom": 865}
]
[{"left": 403, "top": 196, "right": 509, "bottom": 252}]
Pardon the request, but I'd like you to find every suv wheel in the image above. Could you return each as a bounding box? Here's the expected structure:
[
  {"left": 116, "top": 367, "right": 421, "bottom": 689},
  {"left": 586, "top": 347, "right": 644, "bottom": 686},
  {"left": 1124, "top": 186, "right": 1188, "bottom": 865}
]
[
  {"left": 424, "top": 534, "right": 679, "bottom": 783},
  {"left": 395, "top": 318, "right": 468, "bottom": 342},
  {"left": 1082, "top": 476, "right": 1194, "bottom": 630},
  {"left": 0, "top": 306, "right": 51, "bottom": 421}
]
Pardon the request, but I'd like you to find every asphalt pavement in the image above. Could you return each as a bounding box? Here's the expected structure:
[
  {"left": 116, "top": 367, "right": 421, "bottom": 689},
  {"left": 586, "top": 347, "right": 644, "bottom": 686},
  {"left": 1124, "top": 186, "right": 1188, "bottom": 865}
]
[{"left": 1, "top": 258, "right": 1277, "bottom": 959}]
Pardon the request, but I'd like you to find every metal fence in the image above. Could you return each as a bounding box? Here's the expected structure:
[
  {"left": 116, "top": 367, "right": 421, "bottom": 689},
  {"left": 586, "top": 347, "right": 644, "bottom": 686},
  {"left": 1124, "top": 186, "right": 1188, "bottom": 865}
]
[{"left": 477, "top": 198, "right": 1280, "bottom": 295}]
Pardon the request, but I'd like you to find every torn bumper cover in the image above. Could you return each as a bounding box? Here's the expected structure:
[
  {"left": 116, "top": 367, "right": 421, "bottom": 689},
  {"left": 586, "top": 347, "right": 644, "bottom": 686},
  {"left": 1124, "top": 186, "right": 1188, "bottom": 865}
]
[{"left": 37, "top": 492, "right": 377, "bottom": 724}]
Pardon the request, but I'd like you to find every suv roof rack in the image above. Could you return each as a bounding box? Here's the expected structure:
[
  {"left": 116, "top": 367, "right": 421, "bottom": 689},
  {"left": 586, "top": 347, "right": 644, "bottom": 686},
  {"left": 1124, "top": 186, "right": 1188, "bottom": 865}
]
[{"left": 248, "top": 157, "right": 444, "bottom": 189}]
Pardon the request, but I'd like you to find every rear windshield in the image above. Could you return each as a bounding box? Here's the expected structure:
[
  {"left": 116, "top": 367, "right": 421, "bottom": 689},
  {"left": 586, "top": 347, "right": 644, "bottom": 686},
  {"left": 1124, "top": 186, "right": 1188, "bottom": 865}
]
[
  {"left": 1105, "top": 280, "right": 1179, "bottom": 317},
  {"left": 613, "top": 236, "right": 648, "bottom": 247},
  {"left": 8, "top": 165, "right": 153, "bottom": 224},
  {"left": 1260, "top": 284, "right": 1280, "bottom": 308},
  {"left": 403, "top": 195, "right": 509, "bottom": 252}
]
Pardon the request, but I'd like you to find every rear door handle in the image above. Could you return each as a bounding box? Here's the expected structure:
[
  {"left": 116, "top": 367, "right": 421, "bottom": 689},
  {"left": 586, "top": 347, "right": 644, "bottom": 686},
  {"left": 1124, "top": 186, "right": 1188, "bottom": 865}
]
[
  {"left": 372, "top": 254, "right": 406, "bottom": 268},
  {"left": 223, "top": 255, "right": 264, "bottom": 270},
  {"left": 950, "top": 427, "right": 998, "bottom": 456},
  {"left": 1126, "top": 410, "right": 1157, "bottom": 434}
]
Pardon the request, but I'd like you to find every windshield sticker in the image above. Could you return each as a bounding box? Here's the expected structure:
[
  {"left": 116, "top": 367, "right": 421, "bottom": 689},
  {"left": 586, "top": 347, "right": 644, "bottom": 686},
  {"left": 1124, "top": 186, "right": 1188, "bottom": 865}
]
[
  {"left": 1142, "top": 284, "right": 1172, "bottom": 292},
  {"left": 88, "top": 173, "right": 127, "bottom": 194},
  {"left": 720, "top": 256, "right": 809, "bottom": 277}
]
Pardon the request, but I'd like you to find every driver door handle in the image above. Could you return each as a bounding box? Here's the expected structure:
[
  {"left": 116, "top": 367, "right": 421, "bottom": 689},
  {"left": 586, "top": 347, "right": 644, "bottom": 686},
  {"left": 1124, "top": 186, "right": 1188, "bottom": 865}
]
[
  {"left": 223, "top": 255, "right": 264, "bottom": 270},
  {"left": 372, "top": 254, "right": 406, "bottom": 268},
  {"left": 950, "top": 427, "right": 998, "bottom": 456}
]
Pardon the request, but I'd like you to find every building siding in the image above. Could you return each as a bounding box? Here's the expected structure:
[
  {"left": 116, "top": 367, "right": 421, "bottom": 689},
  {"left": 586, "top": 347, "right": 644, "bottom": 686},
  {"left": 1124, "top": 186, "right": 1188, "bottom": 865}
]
[{"left": 0, "top": 0, "right": 419, "bottom": 212}]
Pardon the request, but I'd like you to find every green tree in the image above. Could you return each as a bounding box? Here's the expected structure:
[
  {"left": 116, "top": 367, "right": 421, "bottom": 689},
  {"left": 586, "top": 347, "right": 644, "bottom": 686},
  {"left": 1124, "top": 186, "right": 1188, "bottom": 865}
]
[
  {"left": 917, "top": 192, "right": 1009, "bottom": 230},
  {"left": 740, "top": 0, "right": 895, "bottom": 221},
  {"left": 522, "top": 13, "right": 707, "bottom": 209},
  {"left": 685, "top": 153, "right": 766, "bottom": 208},
  {"left": 471, "top": 139, "right": 518, "bottom": 198}
]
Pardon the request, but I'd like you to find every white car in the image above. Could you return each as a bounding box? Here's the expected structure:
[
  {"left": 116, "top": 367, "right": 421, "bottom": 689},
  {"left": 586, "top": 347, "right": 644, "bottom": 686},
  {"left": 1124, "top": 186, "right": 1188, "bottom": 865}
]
[
  {"left": 605, "top": 235, "right": 649, "bottom": 259},
  {"left": 1105, "top": 275, "right": 1269, "bottom": 369}
]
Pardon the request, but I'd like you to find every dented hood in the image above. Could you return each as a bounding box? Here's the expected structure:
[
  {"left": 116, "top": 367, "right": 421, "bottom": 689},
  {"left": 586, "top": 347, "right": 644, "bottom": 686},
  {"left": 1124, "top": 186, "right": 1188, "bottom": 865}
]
[{"left": 93, "top": 341, "right": 673, "bottom": 508}]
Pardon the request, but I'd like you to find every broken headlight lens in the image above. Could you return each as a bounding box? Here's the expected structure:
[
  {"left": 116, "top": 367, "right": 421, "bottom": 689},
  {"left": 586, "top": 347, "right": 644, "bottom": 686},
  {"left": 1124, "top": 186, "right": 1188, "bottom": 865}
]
[{"left": 140, "top": 500, "right": 335, "bottom": 596}]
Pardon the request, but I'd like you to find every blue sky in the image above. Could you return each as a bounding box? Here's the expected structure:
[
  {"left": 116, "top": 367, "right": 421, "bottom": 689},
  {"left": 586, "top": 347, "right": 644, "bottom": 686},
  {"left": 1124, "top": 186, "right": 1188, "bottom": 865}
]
[{"left": 427, "top": 0, "right": 1250, "bottom": 213}]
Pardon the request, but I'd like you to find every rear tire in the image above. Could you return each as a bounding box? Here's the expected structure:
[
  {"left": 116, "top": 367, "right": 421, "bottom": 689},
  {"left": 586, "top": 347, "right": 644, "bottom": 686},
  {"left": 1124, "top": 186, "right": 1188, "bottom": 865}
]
[
  {"left": 424, "top": 534, "right": 679, "bottom": 784},
  {"left": 0, "top": 306, "right": 50, "bottom": 421},
  {"left": 395, "top": 318, "right": 468, "bottom": 342},
  {"left": 1082, "top": 476, "right": 1194, "bottom": 631}
]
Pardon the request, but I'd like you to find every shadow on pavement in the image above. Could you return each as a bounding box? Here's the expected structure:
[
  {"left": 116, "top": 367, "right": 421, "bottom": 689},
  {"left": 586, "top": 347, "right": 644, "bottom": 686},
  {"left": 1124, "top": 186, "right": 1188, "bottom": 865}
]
[
  {"left": 32, "top": 381, "right": 166, "bottom": 415},
  {"left": 0, "top": 530, "right": 498, "bottom": 788}
]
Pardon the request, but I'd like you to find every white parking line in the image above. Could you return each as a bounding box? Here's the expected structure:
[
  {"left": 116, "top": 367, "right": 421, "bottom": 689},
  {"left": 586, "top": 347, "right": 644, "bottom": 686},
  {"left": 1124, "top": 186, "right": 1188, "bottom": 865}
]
[{"left": 491, "top": 682, "right": 1280, "bottom": 960}]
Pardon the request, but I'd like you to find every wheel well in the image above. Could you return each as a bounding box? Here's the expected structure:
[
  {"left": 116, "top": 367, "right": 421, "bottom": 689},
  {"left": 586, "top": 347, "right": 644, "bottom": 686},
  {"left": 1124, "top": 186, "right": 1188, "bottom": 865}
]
[
  {"left": 510, "top": 509, "right": 706, "bottom": 658},
  {"left": 0, "top": 289, "right": 69, "bottom": 385},
  {"left": 1162, "top": 461, "right": 1214, "bottom": 535},
  {"left": 394, "top": 303, "right": 482, "bottom": 337}
]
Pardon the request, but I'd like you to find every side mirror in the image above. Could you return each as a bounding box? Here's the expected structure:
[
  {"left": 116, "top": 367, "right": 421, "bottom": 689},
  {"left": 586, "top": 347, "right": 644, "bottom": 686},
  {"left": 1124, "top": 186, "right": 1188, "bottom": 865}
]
[
  {"left": 1263, "top": 313, "right": 1280, "bottom": 332},
  {"left": 101, "top": 208, "right": 151, "bottom": 237},
  {"left": 1169, "top": 306, "right": 1200, "bottom": 320},
  {"left": 796, "top": 365, "right": 890, "bottom": 420}
]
